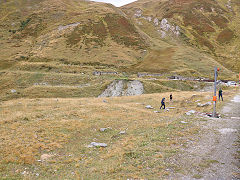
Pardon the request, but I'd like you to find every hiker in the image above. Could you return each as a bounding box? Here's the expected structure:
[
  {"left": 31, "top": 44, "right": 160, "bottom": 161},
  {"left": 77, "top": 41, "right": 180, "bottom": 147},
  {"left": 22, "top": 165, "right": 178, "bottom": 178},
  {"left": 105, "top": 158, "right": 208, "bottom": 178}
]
[
  {"left": 170, "top": 94, "right": 173, "bottom": 101},
  {"left": 219, "top": 88, "right": 223, "bottom": 101},
  {"left": 160, "top": 97, "right": 166, "bottom": 109}
]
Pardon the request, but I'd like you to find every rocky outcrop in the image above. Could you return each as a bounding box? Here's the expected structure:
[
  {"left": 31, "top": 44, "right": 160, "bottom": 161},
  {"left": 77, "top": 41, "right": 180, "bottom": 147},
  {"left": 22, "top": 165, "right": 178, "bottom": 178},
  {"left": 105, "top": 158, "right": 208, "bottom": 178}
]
[{"left": 98, "top": 80, "right": 144, "bottom": 97}]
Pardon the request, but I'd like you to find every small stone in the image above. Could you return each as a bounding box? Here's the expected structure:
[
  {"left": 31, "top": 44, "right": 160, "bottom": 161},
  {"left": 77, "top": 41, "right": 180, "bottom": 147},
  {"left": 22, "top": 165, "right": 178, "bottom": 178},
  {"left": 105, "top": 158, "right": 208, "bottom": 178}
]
[
  {"left": 154, "top": 111, "right": 160, "bottom": 113},
  {"left": 186, "top": 110, "right": 196, "bottom": 116},
  {"left": 88, "top": 142, "right": 107, "bottom": 148},
  {"left": 181, "top": 121, "right": 188, "bottom": 124},
  {"left": 197, "top": 102, "right": 211, "bottom": 107},
  {"left": 145, "top": 105, "right": 153, "bottom": 109},
  {"left": 11, "top": 89, "right": 17, "bottom": 93},
  {"left": 119, "top": 131, "right": 126, "bottom": 135},
  {"left": 100, "top": 128, "right": 108, "bottom": 132}
]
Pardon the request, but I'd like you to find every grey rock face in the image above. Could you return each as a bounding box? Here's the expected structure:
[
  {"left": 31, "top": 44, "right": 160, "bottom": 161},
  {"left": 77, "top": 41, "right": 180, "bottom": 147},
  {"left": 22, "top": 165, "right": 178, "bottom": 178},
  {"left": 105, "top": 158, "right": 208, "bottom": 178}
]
[{"left": 99, "top": 80, "right": 144, "bottom": 97}]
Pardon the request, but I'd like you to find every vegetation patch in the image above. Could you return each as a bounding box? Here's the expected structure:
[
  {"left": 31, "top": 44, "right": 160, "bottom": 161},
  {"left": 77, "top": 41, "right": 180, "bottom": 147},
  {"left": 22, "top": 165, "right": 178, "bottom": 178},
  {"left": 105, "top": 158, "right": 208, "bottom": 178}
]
[
  {"left": 104, "top": 14, "right": 146, "bottom": 48},
  {"left": 217, "top": 28, "right": 235, "bottom": 44}
]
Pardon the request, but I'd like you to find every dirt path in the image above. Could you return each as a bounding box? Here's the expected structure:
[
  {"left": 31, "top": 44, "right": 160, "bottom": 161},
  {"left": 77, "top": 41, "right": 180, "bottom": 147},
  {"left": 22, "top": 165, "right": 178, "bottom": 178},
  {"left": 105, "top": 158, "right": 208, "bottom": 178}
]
[{"left": 170, "top": 90, "right": 240, "bottom": 179}]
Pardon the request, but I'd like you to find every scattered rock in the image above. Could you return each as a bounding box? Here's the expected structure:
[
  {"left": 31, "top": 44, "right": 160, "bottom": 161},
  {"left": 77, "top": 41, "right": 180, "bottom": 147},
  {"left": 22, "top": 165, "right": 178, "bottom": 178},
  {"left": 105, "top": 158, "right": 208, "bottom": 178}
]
[
  {"left": 119, "top": 130, "right": 126, "bottom": 135},
  {"left": 88, "top": 142, "right": 107, "bottom": 148},
  {"left": 145, "top": 105, "right": 154, "bottom": 109},
  {"left": 181, "top": 121, "right": 188, "bottom": 124},
  {"left": 58, "top": 22, "right": 80, "bottom": 31},
  {"left": 103, "top": 99, "right": 108, "bottom": 103},
  {"left": 186, "top": 110, "right": 196, "bottom": 116},
  {"left": 11, "top": 89, "right": 17, "bottom": 93},
  {"left": 154, "top": 111, "right": 160, "bottom": 113},
  {"left": 100, "top": 127, "right": 111, "bottom": 132},
  {"left": 197, "top": 102, "right": 212, "bottom": 107}
]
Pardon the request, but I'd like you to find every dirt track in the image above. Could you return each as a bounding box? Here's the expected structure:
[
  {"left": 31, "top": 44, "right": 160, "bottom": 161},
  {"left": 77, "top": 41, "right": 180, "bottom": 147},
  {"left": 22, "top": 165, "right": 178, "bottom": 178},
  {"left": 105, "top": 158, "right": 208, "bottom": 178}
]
[{"left": 170, "top": 90, "right": 240, "bottom": 180}]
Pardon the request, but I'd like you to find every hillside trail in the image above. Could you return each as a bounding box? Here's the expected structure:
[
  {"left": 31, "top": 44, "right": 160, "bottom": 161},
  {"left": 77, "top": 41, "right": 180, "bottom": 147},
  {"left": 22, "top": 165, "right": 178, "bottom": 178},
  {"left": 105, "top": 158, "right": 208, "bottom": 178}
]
[{"left": 170, "top": 89, "right": 240, "bottom": 180}]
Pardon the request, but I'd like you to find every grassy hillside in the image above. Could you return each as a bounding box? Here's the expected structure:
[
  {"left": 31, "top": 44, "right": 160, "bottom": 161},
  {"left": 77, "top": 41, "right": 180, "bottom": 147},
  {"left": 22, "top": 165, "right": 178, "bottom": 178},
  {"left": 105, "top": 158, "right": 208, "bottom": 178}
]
[
  {"left": 0, "top": 0, "right": 238, "bottom": 101},
  {"left": 122, "top": 0, "right": 240, "bottom": 73}
]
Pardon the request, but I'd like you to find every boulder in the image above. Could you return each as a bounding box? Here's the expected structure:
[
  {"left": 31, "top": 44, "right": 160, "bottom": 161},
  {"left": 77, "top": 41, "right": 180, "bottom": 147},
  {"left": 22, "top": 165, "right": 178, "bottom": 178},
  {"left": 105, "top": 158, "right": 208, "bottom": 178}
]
[
  {"left": 88, "top": 142, "right": 107, "bottom": 148},
  {"left": 197, "top": 102, "right": 211, "bottom": 107},
  {"left": 145, "top": 105, "right": 153, "bottom": 109}
]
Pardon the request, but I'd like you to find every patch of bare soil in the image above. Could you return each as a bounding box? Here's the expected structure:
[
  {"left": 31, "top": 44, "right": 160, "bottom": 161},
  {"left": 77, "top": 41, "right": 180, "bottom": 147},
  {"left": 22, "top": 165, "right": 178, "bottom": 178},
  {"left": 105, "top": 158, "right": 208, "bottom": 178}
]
[{"left": 169, "top": 90, "right": 240, "bottom": 179}]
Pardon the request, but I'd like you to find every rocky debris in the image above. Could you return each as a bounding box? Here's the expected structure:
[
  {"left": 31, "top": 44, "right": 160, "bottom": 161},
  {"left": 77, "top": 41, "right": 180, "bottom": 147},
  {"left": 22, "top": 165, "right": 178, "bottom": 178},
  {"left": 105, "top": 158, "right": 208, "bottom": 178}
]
[
  {"left": 88, "top": 142, "right": 107, "bottom": 148},
  {"left": 98, "top": 80, "right": 144, "bottom": 97},
  {"left": 145, "top": 105, "right": 154, "bottom": 109},
  {"left": 181, "top": 121, "right": 188, "bottom": 124},
  {"left": 58, "top": 22, "right": 80, "bottom": 31},
  {"left": 159, "top": 18, "right": 180, "bottom": 38},
  {"left": 134, "top": 10, "right": 142, "bottom": 18},
  {"left": 93, "top": 71, "right": 118, "bottom": 76},
  {"left": 134, "top": 10, "right": 180, "bottom": 38},
  {"left": 34, "top": 82, "right": 48, "bottom": 86},
  {"left": 100, "top": 127, "right": 111, "bottom": 132},
  {"left": 154, "top": 18, "right": 159, "bottom": 26},
  {"left": 119, "top": 130, "right": 126, "bottom": 135},
  {"left": 11, "top": 89, "right": 17, "bottom": 93},
  {"left": 218, "top": 128, "right": 237, "bottom": 135},
  {"left": 186, "top": 110, "right": 196, "bottom": 116},
  {"left": 226, "top": 0, "right": 232, "bottom": 11},
  {"left": 197, "top": 102, "right": 211, "bottom": 107},
  {"left": 154, "top": 111, "right": 160, "bottom": 113}
]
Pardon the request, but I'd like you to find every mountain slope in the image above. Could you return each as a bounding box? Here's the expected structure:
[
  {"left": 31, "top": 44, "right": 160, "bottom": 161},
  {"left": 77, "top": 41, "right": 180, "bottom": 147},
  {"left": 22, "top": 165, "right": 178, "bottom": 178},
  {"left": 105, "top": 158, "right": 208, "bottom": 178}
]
[
  {"left": 0, "top": 0, "right": 238, "bottom": 100},
  {"left": 122, "top": 0, "right": 240, "bottom": 73}
]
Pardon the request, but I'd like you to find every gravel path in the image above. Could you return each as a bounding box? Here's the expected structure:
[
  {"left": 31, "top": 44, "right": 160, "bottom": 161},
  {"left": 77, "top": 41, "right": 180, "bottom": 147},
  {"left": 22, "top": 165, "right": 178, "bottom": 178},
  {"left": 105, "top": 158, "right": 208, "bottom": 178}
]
[{"left": 170, "top": 90, "right": 240, "bottom": 180}]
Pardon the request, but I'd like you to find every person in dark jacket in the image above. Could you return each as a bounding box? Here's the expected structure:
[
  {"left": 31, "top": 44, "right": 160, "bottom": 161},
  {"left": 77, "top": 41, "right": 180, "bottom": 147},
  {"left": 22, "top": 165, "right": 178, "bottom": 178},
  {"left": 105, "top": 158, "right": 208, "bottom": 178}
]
[
  {"left": 219, "top": 88, "right": 223, "bottom": 101},
  {"left": 160, "top": 98, "right": 166, "bottom": 109}
]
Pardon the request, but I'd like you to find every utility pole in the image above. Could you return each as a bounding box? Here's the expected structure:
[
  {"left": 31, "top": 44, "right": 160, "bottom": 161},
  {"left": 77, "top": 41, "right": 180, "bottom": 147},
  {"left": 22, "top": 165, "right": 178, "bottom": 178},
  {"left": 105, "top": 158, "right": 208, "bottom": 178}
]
[{"left": 213, "top": 67, "right": 219, "bottom": 118}]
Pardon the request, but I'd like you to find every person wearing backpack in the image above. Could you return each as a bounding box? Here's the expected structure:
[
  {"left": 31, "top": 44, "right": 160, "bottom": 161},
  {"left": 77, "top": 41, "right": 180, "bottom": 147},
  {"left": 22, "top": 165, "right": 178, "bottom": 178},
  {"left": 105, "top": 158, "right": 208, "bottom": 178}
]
[
  {"left": 160, "top": 97, "right": 166, "bottom": 109},
  {"left": 219, "top": 88, "right": 223, "bottom": 101}
]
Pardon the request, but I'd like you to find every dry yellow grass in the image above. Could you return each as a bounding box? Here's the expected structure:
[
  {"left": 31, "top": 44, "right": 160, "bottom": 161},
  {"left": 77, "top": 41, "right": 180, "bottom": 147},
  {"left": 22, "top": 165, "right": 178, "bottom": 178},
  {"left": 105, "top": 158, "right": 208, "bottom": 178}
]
[{"left": 0, "top": 88, "right": 238, "bottom": 179}]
